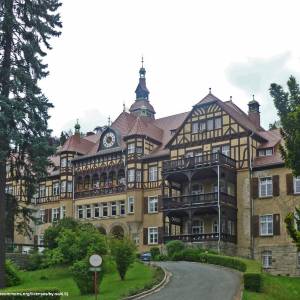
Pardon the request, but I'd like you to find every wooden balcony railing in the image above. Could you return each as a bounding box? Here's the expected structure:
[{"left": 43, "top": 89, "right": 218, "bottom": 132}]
[
  {"left": 164, "top": 233, "right": 236, "bottom": 243},
  {"left": 35, "top": 195, "right": 61, "bottom": 204},
  {"left": 163, "top": 152, "right": 236, "bottom": 173},
  {"left": 74, "top": 184, "right": 126, "bottom": 199},
  {"left": 163, "top": 192, "right": 237, "bottom": 210}
]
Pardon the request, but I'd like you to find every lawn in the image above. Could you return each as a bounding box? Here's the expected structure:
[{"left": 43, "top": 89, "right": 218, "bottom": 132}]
[
  {"left": 239, "top": 258, "right": 300, "bottom": 300},
  {"left": 4, "top": 261, "right": 158, "bottom": 300}
]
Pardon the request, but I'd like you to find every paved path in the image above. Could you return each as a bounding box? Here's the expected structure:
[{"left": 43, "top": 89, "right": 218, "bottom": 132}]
[{"left": 145, "top": 261, "right": 241, "bottom": 300}]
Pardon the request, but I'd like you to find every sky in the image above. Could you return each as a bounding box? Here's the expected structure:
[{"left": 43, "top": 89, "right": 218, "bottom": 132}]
[{"left": 40, "top": 0, "right": 300, "bottom": 136}]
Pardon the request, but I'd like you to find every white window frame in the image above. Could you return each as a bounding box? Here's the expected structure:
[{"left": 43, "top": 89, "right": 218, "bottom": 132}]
[
  {"left": 102, "top": 202, "right": 108, "bottom": 217},
  {"left": 111, "top": 201, "right": 117, "bottom": 216},
  {"left": 39, "top": 185, "right": 46, "bottom": 198},
  {"left": 148, "top": 196, "right": 158, "bottom": 213},
  {"left": 262, "top": 251, "right": 272, "bottom": 268},
  {"left": 136, "top": 170, "right": 142, "bottom": 182},
  {"left": 265, "top": 149, "right": 273, "bottom": 156},
  {"left": 94, "top": 204, "right": 100, "bottom": 218},
  {"left": 39, "top": 209, "right": 45, "bottom": 223},
  {"left": 67, "top": 181, "right": 73, "bottom": 193},
  {"left": 199, "top": 120, "right": 206, "bottom": 131},
  {"left": 86, "top": 205, "right": 92, "bottom": 219},
  {"left": 77, "top": 205, "right": 84, "bottom": 219},
  {"left": 61, "top": 158, "right": 67, "bottom": 168},
  {"left": 192, "top": 122, "right": 199, "bottom": 133},
  {"left": 221, "top": 145, "right": 230, "bottom": 157},
  {"left": 259, "top": 177, "right": 273, "bottom": 197},
  {"left": 127, "top": 169, "right": 135, "bottom": 183},
  {"left": 294, "top": 176, "right": 300, "bottom": 194},
  {"left": 128, "top": 196, "right": 134, "bottom": 214},
  {"left": 52, "top": 208, "right": 60, "bottom": 222},
  {"left": 60, "top": 206, "right": 66, "bottom": 219},
  {"left": 61, "top": 181, "right": 66, "bottom": 193},
  {"left": 148, "top": 227, "right": 158, "bottom": 245},
  {"left": 120, "top": 200, "right": 125, "bottom": 216},
  {"left": 192, "top": 220, "right": 204, "bottom": 234},
  {"left": 38, "top": 235, "right": 44, "bottom": 246},
  {"left": 53, "top": 182, "right": 60, "bottom": 196},
  {"left": 260, "top": 215, "right": 273, "bottom": 236},
  {"left": 207, "top": 119, "right": 214, "bottom": 131},
  {"left": 212, "top": 220, "right": 219, "bottom": 233},
  {"left": 149, "top": 166, "right": 158, "bottom": 182},
  {"left": 128, "top": 143, "right": 135, "bottom": 154}
]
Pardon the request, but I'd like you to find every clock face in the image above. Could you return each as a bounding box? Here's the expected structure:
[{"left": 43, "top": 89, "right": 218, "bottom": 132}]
[{"left": 103, "top": 132, "right": 116, "bottom": 148}]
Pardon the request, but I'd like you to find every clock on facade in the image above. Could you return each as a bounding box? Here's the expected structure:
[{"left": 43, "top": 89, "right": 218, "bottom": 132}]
[{"left": 102, "top": 132, "right": 116, "bottom": 148}]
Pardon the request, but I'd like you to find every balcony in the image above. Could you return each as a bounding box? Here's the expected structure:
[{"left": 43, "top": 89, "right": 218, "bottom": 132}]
[
  {"left": 74, "top": 184, "right": 126, "bottom": 199},
  {"left": 162, "top": 152, "right": 236, "bottom": 174},
  {"left": 35, "top": 195, "right": 61, "bottom": 204},
  {"left": 163, "top": 192, "right": 237, "bottom": 211},
  {"left": 164, "top": 233, "right": 236, "bottom": 243}
]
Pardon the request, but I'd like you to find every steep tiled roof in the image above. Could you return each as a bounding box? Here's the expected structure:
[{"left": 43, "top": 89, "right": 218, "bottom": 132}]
[
  {"left": 257, "top": 129, "right": 281, "bottom": 148},
  {"left": 58, "top": 134, "right": 95, "bottom": 155},
  {"left": 253, "top": 151, "right": 284, "bottom": 168},
  {"left": 129, "top": 100, "right": 156, "bottom": 114}
]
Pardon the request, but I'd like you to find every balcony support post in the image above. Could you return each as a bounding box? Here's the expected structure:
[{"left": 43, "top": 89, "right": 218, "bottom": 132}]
[{"left": 217, "top": 164, "right": 221, "bottom": 253}]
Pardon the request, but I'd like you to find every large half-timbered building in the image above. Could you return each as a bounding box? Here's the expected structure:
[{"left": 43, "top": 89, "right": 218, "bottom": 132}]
[{"left": 7, "top": 64, "right": 300, "bottom": 276}]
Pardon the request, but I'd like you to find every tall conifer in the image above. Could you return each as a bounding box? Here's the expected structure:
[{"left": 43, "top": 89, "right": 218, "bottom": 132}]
[{"left": 0, "top": 0, "right": 62, "bottom": 287}]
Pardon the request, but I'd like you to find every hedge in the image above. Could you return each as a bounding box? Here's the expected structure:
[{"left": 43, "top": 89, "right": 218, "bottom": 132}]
[
  {"left": 171, "top": 249, "right": 247, "bottom": 272},
  {"left": 0, "top": 288, "right": 61, "bottom": 299},
  {"left": 5, "top": 260, "right": 21, "bottom": 287},
  {"left": 244, "top": 273, "right": 263, "bottom": 292}
]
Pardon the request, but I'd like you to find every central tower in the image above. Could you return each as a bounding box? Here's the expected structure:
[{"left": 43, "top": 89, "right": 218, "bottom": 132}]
[{"left": 129, "top": 58, "right": 156, "bottom": 119}]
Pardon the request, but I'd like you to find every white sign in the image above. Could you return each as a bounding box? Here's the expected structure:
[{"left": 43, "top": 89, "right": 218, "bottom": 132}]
[{"left": 89, "top": 254, "right": 102, "bottom": 267}]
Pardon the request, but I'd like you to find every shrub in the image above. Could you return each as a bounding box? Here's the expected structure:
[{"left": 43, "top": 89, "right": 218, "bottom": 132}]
[
  {"left": 110, "top": 237, "right": 137, "bottom": 280},
  {"left": 2, "top": 288, "right": 61, "bottom": 299},
  {"left": 5, "top": 260, "right": 21, "bottom": 287},
  {"left": 156, "top": 254, "right": 168, "bottom": 261},
  {"left": 70, "top": 258, "right": 105, "bottom": 295},
  {"left": 166, "top": 240, "right": 185, "bottom": 258},
  {"left": 171, "top": 251, "right": 184, "bottom": 261},
  {"left": 26, "top": 250, "right": 44, "bottom": 271},
  {"left": 206, "top": 254, "right": 246, "bottom": 272},
  {"left": 244, "top": 273, "right": 263, "bottom": 292},
  {"left": 181, "top": 248, "right": 201, "bottom": 261},
  {"left": 150, "top": 247, "right": 160, "bottom": 260}
]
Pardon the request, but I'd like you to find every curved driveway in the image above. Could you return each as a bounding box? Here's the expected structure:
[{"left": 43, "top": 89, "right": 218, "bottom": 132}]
[{"left": 145, "top": 261, "right": 241, "bottom": 300}]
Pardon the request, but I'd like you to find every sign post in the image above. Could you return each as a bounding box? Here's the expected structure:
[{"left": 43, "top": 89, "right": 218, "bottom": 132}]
[{"left": 89, "top": 254, "right": 102, "bottom": 300}]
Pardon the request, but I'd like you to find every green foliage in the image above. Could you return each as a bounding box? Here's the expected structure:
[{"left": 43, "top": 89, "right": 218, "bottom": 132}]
[
  {"left": 2, "top": 288, "right": 61, "bottom": 299},
  {"left": 5, "top": 260, "right": 21, "bottom": 287},
  {"left": 43, "top": 220, "right": 107, "bottom": 267},
  {"left": 206, "top": 254, "right": 247, "bottom": 272},
  {"left": 244, "top": 273, "right": 263, "bottom": 292},
  {"left": 110, "top": 237, "right": 137, "bottom": 280},
  {"left": 150, "top": 247, "right": 160, "bottom": 260},
  {"left": 44, "top": 217, "right": 79, "bottom": 249},
  {"left": 70, "top": 258, "right": 104, "bottom": 295},
  {"left": 270, "top": 76, "right": 300, "bottom": 176},
  {"left": 166, "top": 240, "right": 185, "bottom": 258},
  {"left": 26, "top": 250, "right": 45, "bottom": 271},
  {"left": 285, "top": 209, "right": 300, "bottom": 250}
]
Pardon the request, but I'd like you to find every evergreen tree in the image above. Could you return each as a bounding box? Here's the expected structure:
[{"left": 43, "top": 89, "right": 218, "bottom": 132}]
[
  {"left": 270, "top": 76, "right": 300, "bottom": 250},
  {"left": 59, "top": 131, "right": 67, "bottom": 146},
  {"left": 0, "top": 0, "right": 62, "bottom": 287}
]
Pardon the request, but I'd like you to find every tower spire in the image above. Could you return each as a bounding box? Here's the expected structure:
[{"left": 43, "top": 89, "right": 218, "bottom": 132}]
[{"left": 135, "top": 57, "right": 149, "bottom": 99}]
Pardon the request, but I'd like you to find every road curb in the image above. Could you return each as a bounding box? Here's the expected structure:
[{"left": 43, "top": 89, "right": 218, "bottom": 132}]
[{"left": 122, "top": 263, "right": 171, "bottom": 300}]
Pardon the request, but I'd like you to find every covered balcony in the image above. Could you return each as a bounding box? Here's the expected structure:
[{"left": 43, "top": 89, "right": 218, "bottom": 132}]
[{"left": 74, "top": 168, "right": 126, "bottom": 199}]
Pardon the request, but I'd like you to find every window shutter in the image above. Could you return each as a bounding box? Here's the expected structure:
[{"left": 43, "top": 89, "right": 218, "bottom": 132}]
[
  {"left": 48, "top": 209, "right": 52, "bottom": 223},
  {"left": 251, "top": 178, "right": 259, "bottom": 199},
  {"left": 286, "top": 173, "right": 294, "bottom": 195},
  {"left": 33, "top": 235, "right": 38, "bottom": 246},
  {"left": 273, "top": 175, "right": 280, "bottom": 196},
  {"left": 44, "top": 209, "right": 49, "bottom": 223},
  {"left": 273, "top": 214, "right": 280, "bottom": 235},
  {"left": 158, "top": 227, "right": 164, "bottom": 244},
  {"left": 252, "top": 215, "right": 259, "bottom": 237},
  {"left": 144, "top": 197, "right": 148, "bottom": 214},
  {"left": 158, "top": 195, "right": 163, "bottom": 212},
  {"left": 143, "top": 228, "right": 148, "bottom": 245}
]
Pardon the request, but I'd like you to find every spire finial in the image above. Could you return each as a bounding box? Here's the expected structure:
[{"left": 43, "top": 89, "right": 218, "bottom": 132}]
[
  {"left": 141, "top": 55, "right": 144, "bottom": 68},
  {"left": 75, "top": 119, "right": 80, "bottom": 134},
  {"left": 108, "top": 116, "right": 111, "bottom": 126},
  {"left": 230, "top": 96, "right": 232, "bottom": 101},
  {"left": 123, "top": 102, "right": 126, "bottom": 112},
  {"left": 252, "top": 94, "right": 255, "bottom": 101},
  {"left": 209, "top": 87, "right": 212, "bottom": 94}
]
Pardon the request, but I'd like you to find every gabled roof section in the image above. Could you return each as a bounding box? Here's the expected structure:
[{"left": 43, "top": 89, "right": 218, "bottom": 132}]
[
  {"left": 257, "top": 129, "right": 281, "bottom": 149},
  {"left": 58, "top": 134, "right": 95, "bottom": 155},
  {"left": 125, "top": 116, "right": 163, "bottom": 143}
]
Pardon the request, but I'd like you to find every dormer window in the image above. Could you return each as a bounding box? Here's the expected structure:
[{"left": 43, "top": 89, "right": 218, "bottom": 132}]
[
  {"left": 61, "top": 158, "right": 67, "bottom": 168},
  {"left": 258, "top": 148, "right": 273, "bottom": 157}
]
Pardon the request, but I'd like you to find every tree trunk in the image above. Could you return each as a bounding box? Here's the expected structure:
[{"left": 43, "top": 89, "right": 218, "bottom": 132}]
[{"left": 0, "top": 0, "right": 14, "bottom": 288}]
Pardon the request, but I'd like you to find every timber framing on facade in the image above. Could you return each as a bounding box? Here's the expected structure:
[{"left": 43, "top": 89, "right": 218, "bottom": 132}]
[{"left": 6, "top": 64, "right": 300, "bottom": 276}]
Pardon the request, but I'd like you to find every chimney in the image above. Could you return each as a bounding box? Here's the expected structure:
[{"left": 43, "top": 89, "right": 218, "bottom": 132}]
[{"left": 248, "top": 95, "right": 260, "bottom": 128}]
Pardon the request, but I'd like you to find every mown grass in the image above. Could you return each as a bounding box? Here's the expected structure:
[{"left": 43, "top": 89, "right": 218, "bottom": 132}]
[
  {"left": 4, "top": 261, "right": 157, "bottom": 300},
  {"left": 239, "top": 257, "right": 300, "bottom": 300}
]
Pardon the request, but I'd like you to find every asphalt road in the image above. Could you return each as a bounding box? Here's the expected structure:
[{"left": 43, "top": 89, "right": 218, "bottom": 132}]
[{"left": 145, "top": 261, "right": 241, "bottom": 300}]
